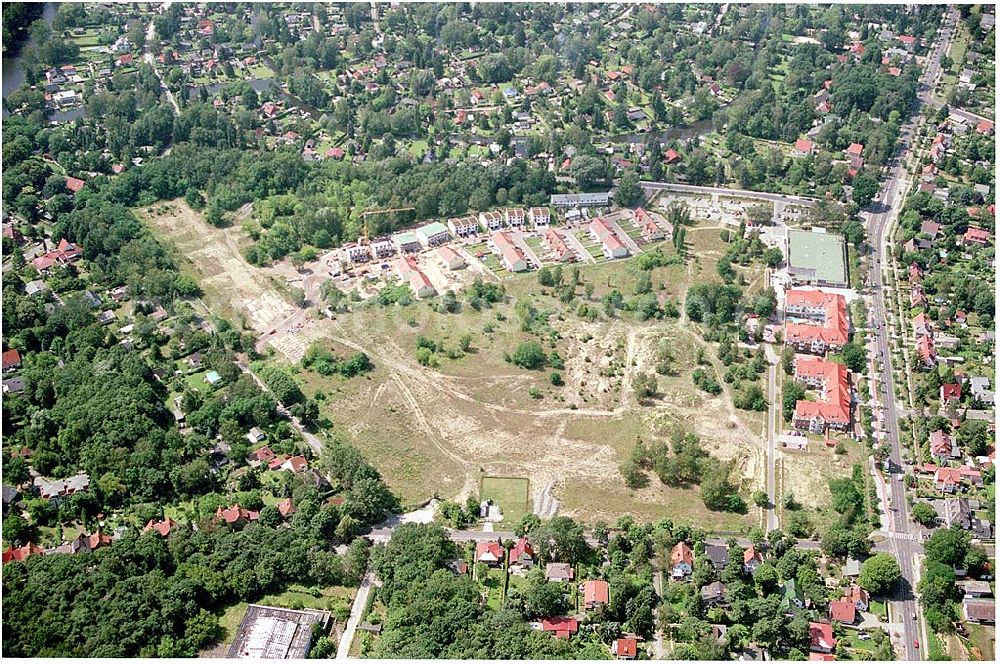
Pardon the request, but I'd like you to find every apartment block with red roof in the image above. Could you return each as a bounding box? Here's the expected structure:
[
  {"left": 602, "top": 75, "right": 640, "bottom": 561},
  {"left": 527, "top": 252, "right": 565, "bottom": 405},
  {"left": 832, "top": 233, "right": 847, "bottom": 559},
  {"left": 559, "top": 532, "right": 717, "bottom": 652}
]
[
  {"left": 793, "top": 358, "right": 851, "bottom": 434},
  {"left": 784, "top": 289, "right": 849, "bottom": 355}
]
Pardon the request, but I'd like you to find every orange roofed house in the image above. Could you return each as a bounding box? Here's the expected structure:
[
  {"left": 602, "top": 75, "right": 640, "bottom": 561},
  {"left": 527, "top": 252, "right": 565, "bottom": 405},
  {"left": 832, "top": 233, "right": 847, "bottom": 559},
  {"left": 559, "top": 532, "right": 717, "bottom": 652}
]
[{"left": 583, "top": 579, "right": 610, "bottom": 609}]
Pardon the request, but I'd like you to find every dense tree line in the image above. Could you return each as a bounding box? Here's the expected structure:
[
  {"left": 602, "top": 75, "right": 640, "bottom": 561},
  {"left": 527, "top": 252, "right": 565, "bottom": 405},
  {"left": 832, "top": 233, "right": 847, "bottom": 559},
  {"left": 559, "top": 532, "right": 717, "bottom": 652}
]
[{"left": 2, "top": 520, "right": 369, "bottom": 657}]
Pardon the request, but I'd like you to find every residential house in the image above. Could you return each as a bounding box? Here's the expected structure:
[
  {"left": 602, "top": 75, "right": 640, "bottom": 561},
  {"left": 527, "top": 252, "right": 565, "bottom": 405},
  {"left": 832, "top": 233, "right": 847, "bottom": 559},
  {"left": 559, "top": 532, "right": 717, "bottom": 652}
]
[
  {"left": 704, "top": 540, "right": 730, "bottom": 571},
  {"left": 612, "top": 637, "right": 638, "bottom": 660},
  {"left": 793, "top": 358, "right": 851, "bottom": 434},
  {"left": 962, "top": 598, "right": 995, "bottom": 624},
  {"left": 970, "top": 377, "right": 994, "bottom": 405},
  {"left": 940, "top": 383, "right": 962, "bottom": 405},
  {"left": 34, "top": 473, "right": 90, "bottom": 501},
  {"left": 808, "top": 622, "right": 836, "bottom": 653},
  {"left": 437, "top": 246, "right": 467, "bottom": 270},
  {"left": 246, "top": 427, "right": 266, "bottom": 444},
  {"left": 475, "top": 540, "right": 504, "bottom": 566},
  {"left": 743, "top": 546, "right": 764, "bottom": 574},
  {"left": 528, "top": 207, "right": 551, "bottom": 228},
  {"left": 670, "top": 541, "right": 694, "bottom": 579},
  {"left": 415, "top": 221, "right": 452, "bottom": 248},
  {"left": 784, "top": 290, "right": 849, "bottom": 354},
  {"left": 2, "top": 349, "right": 22, "bottom": 372},
  {"left": 504, "top": 208, "right": 526, "bottom": 228},
  {"left": 479, "top": 210, "right": 504, "bottom": 232},
  {"left": 448, "top": 215, "right": 479, "bottom": 237},
  {"left": 959, "top": 580, "right": 992, "bottom": 598},
  {"left": 793, "top": 138, "right": 814, "bottom": 156},
  {"left": 962, "top": 227, "right": 992, "bottom": 246},
  {"left": 701, "top": 580, "right": 729, "bottom": 607},
  {"left": 2, "top": 543, "right": 45, "bottom": 565},
  {"left": 276, "top": 497, "right": 296, "bottom": 518},
  {"left": 394, "top": 256, "right": 436, "bottom": 299},
  {"left": 143, "top": 517, "right": 179, "bottom": 537},
  {"left": 392, "top": 231, "right": 422, "bottom": 253},
  {"left": 545, "top": 562, "right": 575, "bottom": 582},
  {"left": 844, "top": 584, "right": 869, "bottom": 612},
  {"left": 583, "top": 579, "right": 610, "bottom": 610},
  {"left": 509, "top": 537, "right": 535, "bottom": 568},
  {"left": 215, "top": 504, "right": 260, "bottom": 529},
  {"left": 544, "top": 229, "right": 576, "bottom": 262},
  {"left": 541, "top": 617, "right": 578, "bottom": 638},
  {"left": 780, "top": 579, "right": 806, "bottom": 614},
  {"left": 929, "top": 430, "right": 959, "bottom": 462},
  {"left": 843, "top": 557, "right": 861, "bottom": 578},
  {"left": 491, "top": 231, "right": 529, "bottom": 272},
  {"left": 829, "top": 599, "right": 857, "bottom": 624},
  {"left": 589, "top": 218, "right": 629, "bottom": 259},
  {"left": 247, "top": 445, "right": 275, "bottom": 467}
]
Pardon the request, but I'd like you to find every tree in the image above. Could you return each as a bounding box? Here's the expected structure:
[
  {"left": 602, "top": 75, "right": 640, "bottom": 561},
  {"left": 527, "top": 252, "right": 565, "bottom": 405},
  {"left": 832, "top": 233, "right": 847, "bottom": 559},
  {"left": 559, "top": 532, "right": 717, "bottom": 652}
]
[
  {"left": 859, "top": 553, "right": 901, "bottom": 596},
  {"left": 910, "top": 502, "right": 937, "bottom": 527},
  {"left": 923, "top": 527, "right": 970, "bottom": 569},
  {"left": 569, "top": 155, "right": 607, "bottom": 188},
  {"left": 615, "top": 170, "right": 642, "bottom": 207},
  {"left": 511, "top": 342, "right": 546, "bottom": 370},
  {"left": 752, "top": 490, "right": 770, "bottom": 508},
  {"left": 957, "top": 419, "right": 991, "bottom": 456},
  {"left": 839, "top": 342, "right": 866, "bottom": 373},
  {"left": 632, "top": 372, "right": 658, "bottom": 401},
  {"left": 852, "top": 173, "right": 880, "bottom": 208},
  {"left": 523, "top": 580, "right": 567, "bottom": 618}
]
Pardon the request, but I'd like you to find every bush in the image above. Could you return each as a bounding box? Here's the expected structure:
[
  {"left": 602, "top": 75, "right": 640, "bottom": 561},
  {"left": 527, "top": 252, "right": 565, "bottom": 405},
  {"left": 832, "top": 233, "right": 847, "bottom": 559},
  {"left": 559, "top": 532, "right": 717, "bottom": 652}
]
[{"left": 511, "top": 341, "right": 546, "bottom": 370}]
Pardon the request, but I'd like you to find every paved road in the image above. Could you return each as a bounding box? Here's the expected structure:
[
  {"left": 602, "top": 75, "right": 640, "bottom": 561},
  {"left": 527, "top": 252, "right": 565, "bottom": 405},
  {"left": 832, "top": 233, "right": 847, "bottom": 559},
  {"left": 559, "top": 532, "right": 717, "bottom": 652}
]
[
  {"left": 143, "top": 5, "right": 180, "bottom": 117},
  {"left": 860, "top": 8, "right": 960, "bottom": 660},
  {"left": 639, "top": 181, "right": 818, "bottom": 206},
  {"left": 336, "top": 570, "right": 375, "bottom": 660}
]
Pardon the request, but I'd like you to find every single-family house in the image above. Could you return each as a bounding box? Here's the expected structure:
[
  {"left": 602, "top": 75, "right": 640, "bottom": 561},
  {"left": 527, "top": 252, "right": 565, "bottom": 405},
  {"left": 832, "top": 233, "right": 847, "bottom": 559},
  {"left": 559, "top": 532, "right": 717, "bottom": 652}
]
[
  {"left": 808, "top": 622, "right": 836, "bottom": 653},
  {"left": 541, "top": 617, "right": 578, "bottom": 638},
  {"left": 744, "top": 546, "right": 764, "bottom": 573},
  {"left": 143, "top": 517, "right": 178, "bottom": 537},
  {"left": 509, "top": 537, "right": 535, "bottom": 568},
  {"left": 701, "top": 580, "right": 729, "bottom": 607},
  {"left": 475, "top": 540, "right": 504, "bottom": 566},
  {"left": 545, "top": 562, "right": 575, "bottom": 582},
  {"left": 670, "top": 541, "right": 694, "bottom": 579},
  {"left": 829, "top": 599, "right": 857, "bottom": 624},
  {"left": 583, "top": 579, "right": 610, "bottom": 609}
]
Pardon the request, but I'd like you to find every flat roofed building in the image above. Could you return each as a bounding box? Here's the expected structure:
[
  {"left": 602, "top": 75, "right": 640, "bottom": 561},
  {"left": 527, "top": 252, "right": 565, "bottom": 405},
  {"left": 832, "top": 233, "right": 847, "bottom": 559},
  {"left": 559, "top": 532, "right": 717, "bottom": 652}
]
[
  {"left": 550, "top": 192, "right": 611, "bottom": 207},
  {"left": 787, "top": 229, "right": 848, "bottom": 287},
  {"left": 415, "top": 221, "right": 451, "bottom": 247},
  {"left": 227, "top": 604, "right": 330, "bottom": 659}
]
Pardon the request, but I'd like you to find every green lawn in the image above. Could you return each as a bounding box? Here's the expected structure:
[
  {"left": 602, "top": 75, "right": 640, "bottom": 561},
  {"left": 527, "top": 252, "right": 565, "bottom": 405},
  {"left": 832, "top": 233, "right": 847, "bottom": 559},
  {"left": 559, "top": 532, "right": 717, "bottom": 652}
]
[{"left": 480, "top": 475, "right": 530, "bottom": 523}]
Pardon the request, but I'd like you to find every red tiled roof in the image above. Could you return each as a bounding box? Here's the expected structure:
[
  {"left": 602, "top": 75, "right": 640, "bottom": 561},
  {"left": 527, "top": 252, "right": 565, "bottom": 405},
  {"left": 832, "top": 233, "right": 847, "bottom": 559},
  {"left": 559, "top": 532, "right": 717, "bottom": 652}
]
[
  {"left": 670, "top": 541, "right": 693, "bottom": 567},
  {"left": 2, "top": 348, "right": 21, "bottom": 370},
  {"left": 941, "top": 383, "right": 961, "bottom": 402},
  {"left": 846, "top": 143, "right": 863, "bottom": 156},
  {"left": 584, "top": 579, "right": 610, "bottom": 605},
  {"left": 930, "top": 430, "right": 954, "bottom": 456},
  {"left": 794, "top": 138, "right": 814, "bottom": 154},
  {"left": 144, "top": 518, "right": 177, "bottom": 537},
  {"left": 476, "top": 540, "right": 503, "bottom": 562},
  {"left": 509, "top": 537, "right": 535, "bottom": 563},
  {"left": 963, "top": 227, "right": 991, "bottom": 245},
  {"left": 615, "top": 638, "right": 638, "bottom": 658},
  {"left": 794, "top": 359, "right": 850, "bottom": 426},
  {"left": 277, "top": 497, "right": 296, "bottom": 517},
  {"left": 829, "top": 599, "right": 856, "bottom": 623},
  {"left": 2, "top": 542, "right": 44, "bottom": 564},
  {"left": 541, "top": 616, "right": 578, "bottom": 637},
  {"left": 215, "top": 505, "right": 260, "bottom": 525},
  {"left": 809, "top": 622, "right": 836, "bottom": 651},
  {"left": 66, "top": 177, "right": 85, "bottom": 193},
  {"left": 784, "top": 290, "right": 849, "bottom": 349}
]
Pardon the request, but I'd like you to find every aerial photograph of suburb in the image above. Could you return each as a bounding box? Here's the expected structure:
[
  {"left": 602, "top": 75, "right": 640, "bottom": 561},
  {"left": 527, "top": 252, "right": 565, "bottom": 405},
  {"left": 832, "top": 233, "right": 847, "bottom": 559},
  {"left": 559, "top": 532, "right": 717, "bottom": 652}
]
[{"left": 1, "top": 1, "right": 996, "bottom": 660}]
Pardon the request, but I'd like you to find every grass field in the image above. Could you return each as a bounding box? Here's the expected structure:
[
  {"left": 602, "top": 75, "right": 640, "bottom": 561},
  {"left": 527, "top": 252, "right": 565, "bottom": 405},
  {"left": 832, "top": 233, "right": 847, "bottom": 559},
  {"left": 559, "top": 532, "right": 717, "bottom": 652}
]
[{"left": 480, "top": 476, "right": 530, "bottom": 523}]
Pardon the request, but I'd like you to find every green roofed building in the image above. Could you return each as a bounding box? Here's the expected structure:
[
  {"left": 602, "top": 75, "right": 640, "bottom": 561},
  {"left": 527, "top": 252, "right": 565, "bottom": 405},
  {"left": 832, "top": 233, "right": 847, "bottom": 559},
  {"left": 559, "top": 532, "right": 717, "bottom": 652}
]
[
  {"left": 786, "top": 229, "right": 848, "bottom": 287},
  {"left": 415, "top": 221, "right": 452, "bottom": 247}
]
